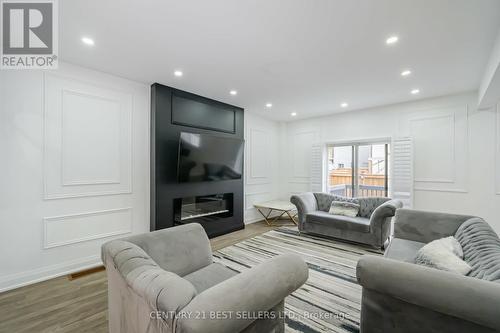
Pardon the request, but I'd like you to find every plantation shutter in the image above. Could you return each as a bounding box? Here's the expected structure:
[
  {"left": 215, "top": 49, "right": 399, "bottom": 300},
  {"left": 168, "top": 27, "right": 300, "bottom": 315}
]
[
  {"left": 310, "top": 144, "right": 325, "bottom": 192},
  {"left": 392, "top": 137, "right": 413, "bottom": 208}
]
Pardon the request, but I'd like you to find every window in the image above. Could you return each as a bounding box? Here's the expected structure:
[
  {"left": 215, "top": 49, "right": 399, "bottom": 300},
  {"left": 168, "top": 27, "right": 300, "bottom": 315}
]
[{"left": 327, "top": 142, "right": 390, "bottom": 198}]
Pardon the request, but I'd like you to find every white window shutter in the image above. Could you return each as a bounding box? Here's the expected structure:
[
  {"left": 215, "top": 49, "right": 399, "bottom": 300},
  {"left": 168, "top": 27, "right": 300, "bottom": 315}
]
[
  {"left": 310, "top": 144, "right": 325, "bottom": 193},
  {"left": 392, "top": 137, "right": 413, "bottom": 207}
]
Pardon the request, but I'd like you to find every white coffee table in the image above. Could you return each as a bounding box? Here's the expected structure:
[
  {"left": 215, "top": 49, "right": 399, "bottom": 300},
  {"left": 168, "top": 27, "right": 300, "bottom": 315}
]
[{"left": 253, "top": 200, "right": 298, "bottom": 226}]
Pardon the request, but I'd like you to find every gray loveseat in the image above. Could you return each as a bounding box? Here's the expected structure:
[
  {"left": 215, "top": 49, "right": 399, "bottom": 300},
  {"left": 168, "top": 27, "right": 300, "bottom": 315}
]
[
  {"left": 357, "top": 209, "right": 500, "bottom": 333},
  {"left": 290, "top": 192, "right": 402, "bottom": 248},
  {"left": 102, "top": 223, "right": 308, "bottom": 333}
]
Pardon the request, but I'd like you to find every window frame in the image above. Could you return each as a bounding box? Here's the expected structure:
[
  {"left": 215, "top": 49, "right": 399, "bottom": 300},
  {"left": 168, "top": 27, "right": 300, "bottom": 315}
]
[{"left": 326, "top": 138, "right": 391, "bottom": 198}]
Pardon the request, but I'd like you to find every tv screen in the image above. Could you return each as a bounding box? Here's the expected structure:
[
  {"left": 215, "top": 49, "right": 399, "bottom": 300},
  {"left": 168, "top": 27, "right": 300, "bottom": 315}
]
[{"left": 177, "top": 132, "right": 244, "bottom": 183}]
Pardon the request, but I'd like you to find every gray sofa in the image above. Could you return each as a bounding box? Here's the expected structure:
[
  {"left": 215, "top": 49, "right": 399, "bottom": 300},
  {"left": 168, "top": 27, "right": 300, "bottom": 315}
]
[
  {"left": 357, "top": 209, "right": 500, "bottom": 333},
  {"left": 102, "top": 223, "right": 308, "bottom": 333},
  {"left": 290, "top": 192, "right": 402, "bottom": 248}
]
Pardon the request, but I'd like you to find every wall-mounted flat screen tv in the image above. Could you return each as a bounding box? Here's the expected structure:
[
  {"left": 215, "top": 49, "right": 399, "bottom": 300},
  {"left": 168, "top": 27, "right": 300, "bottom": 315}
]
[{"left": 177, "top": 132, "right": 244, "bottom": 183}]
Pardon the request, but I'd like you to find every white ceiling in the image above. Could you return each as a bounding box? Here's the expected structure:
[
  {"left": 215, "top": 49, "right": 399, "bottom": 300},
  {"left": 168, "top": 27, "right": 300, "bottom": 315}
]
[{"left": 60, "top": 0, "right": 500, "bottom": 121}]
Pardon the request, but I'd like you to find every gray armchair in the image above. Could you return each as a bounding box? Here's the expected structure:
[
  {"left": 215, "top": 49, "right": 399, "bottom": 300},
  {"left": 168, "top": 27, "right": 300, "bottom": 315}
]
[
  {"left": 290, "top": 192, "right": 402, "bottom": 248},
  {"left": 102, "top": 223, "right": 309, "bottom": 333},
  {"left": 357, "top": 209, "right": 500, "bottom": 333}
]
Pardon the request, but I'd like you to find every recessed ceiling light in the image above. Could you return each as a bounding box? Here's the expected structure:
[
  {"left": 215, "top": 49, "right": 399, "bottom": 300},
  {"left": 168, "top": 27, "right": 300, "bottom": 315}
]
[
  {"left": 81, "top": 37, "right": 95, "bottom": 46},
  {"left": 291, "top": 112, "right": 297, "bottom": 117},
  {"left": 401, "top": 70, "right": 412, "bottom": 77},
  {"left": 230, "top": 90, "right": 237, "bottom": 95},
  {"left": 411, "top": 89, "right": 420, "bottom": 95},
  {"left": 386, "top": 36, "right": 399, "bottom": 45},
  {"left": 174, "top": 70, "right": 183, "bottom": 77},
  {"left": 266, "top": 103, "right": 272, "bottom": 108},
  {"left": 341, "top": 102, "right": 348, "bottom": 108}
]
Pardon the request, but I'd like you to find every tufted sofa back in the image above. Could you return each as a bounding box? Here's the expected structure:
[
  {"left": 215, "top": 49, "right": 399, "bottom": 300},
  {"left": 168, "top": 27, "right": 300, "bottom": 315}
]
[
  {"left": 455, "top": 218, "right": 500, "bottom": 283},
  {"left": 313, "top": 193, "right": 390, "bottom": 218}
]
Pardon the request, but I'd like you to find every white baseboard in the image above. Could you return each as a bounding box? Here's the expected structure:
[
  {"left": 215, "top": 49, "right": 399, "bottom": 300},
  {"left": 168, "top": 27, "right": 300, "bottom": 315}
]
[{"left": 0, "top": 255, "right": 103, "bottom": 293}]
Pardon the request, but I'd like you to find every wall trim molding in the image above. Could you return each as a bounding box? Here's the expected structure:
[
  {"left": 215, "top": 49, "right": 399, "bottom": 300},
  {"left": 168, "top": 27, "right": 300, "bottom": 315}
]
[
  {"left": 43, "top": 207, "right": 133, "bottom": 249},
  {"left": 246, "top": 128, "right": 272, "bottom": 185},
  {"left": 407, "top": 104, "right": 470, "bottom": 193},
  {"left": 414, "top": 187, "right": 468, "bottom": 193},
  {"left": 43, "top": 73, "right": 133, "bottom": 200},
  {"left": 409, "top": 113, "right": 456, "bottom": 184}
]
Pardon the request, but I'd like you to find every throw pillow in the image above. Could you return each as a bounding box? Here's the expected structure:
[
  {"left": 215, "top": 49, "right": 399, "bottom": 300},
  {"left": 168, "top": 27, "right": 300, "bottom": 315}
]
[
  {"left": 328, "top": 201, "right": 360, "bottom": 217},
  {"left": 415, "top": 236, "right": 471, "bottom": 275}
]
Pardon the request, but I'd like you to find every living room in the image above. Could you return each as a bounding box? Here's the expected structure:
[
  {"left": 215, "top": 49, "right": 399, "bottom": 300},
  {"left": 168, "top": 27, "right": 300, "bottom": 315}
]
[{"left": 1, "top": 0, "right": 500, "bottom": 332}]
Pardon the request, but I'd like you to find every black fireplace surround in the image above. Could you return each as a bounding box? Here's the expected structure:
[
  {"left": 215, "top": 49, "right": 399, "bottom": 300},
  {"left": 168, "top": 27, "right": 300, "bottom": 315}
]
[{"left": 150, "top": 83, "right": 245, "bottom": 238}]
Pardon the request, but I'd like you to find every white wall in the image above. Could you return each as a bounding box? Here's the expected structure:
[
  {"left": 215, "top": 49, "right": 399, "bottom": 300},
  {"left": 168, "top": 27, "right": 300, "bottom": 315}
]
[
  {"left": 284, "top": 92, "right": 500, "bottom": 233},
  {"left": 243, "top": 112, "right": 287, "bottom": 223},
  {"left": 0, "top": 63, "right": 150, "bottom": 292}
]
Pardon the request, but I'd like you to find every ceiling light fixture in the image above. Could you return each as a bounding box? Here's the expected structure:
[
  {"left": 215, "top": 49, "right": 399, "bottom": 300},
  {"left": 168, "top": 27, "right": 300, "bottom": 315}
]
[
  {"left": 81, "top": 37, "right": 95, "bottom": 46},
  {"left": 174, "top": 70, "right": 183, "bottom": 77},
  {"left": 291, "top": 112, "right": 297, "bottom": 117},
  {"left": 411, "top": 89, "right": 420, "bottom": 95},
  {"left": 401, "top": 70, "right": 412, "bottom": 76},
  {"left": 341, "top": 102, "right": 348, "bottom": 108},
  {"left": 229, "top": 90, "right": 237, "bottom": 95},
  {"left": 266, "top": 103, "right": 272, "bottom": 108},
  {"left": 386, "top": 35, "right": 399, "bottom": 45}
]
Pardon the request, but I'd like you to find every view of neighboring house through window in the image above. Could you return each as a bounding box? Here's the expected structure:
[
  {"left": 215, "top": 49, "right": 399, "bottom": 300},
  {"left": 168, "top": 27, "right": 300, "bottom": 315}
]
[{"left": 327, "top": 142, "right": 390, "bottom": 198}]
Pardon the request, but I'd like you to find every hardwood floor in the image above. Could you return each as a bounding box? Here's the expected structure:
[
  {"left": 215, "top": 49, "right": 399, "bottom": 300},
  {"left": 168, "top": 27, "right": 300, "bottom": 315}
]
[{"left": 0, "top": 221, "right": 280, "bottom": 333}]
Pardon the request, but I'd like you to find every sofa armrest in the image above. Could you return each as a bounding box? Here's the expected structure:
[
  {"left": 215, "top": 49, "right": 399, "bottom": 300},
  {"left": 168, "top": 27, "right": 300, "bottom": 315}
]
[
  {"left": 290, "top": 192, "right": 318, "bottom": 228},
  {"left": 369, "top": 199, "right": 402, "bottom": 247},
  {"left": 394, "top": 209, "right": 475, "bottom": 243},
  {"left": 357, "top": 255, "right": 500, "bottom": 331},
  {"left": 176, "top": 254, "right": 309, "bottom": 333}
]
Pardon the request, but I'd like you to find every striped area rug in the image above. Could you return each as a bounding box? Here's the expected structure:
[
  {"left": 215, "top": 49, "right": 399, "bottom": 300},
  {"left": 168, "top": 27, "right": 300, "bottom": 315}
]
[{"left": 213, "top": 228, "right": 382, "bottom": 333}]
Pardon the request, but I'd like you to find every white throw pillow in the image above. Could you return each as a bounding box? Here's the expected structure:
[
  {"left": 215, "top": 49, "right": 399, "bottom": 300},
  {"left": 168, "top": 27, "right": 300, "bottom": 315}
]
[
  {"left": 328, "top": 201, "right": 360, "bottom": 217},
  {"left": 415, "top": 236, "right": 471, "bottom": 275}
]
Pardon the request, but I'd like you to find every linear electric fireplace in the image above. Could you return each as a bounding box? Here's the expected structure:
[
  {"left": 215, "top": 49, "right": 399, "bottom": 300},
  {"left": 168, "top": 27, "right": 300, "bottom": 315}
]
[
  {"left": 174, "top": 193, "right": 234, "bottom": 224},
  {"left": 151, "top": 83, "right": 244, "bottom": 238}
]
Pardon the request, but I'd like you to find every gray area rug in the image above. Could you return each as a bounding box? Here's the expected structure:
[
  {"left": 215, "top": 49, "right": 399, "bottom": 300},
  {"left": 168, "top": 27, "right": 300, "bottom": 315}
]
[{"left": 213, "top": 228, "right": 382, "bottom": 333}]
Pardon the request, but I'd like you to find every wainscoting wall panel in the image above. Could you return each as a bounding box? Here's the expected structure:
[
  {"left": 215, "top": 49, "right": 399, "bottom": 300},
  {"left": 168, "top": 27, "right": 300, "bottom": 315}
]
[
  {"left": 291, "top": 131, "right": 316, "bottom": 179},
  {"left": 44, "top": 73, "right": 133, "bottom": 199},
  {"left": 44, "top": 208, "right": 133, "bottom": 249},
  {"left": 246, "top": 128, "right": 271, "bottom": 185},
  {"left": 410, "top": 113, "right": 456, "bottom": 183},
  {"left": 284, "top": 129, "right": 320, "bottom": 199},
  {"left": 405, "top": 104, "right": 469, "bottom": 193}
]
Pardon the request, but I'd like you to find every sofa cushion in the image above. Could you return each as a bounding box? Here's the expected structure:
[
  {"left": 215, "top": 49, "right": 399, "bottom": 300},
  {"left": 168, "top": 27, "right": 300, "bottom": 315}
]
[
  {"left": 414, "top": 236, "right": 472, "bottom": 275},
  {"left": 455, "top": 218, "right": 500, "bottom": 282},
  {"left": 385, "top": 238, "right": 426, "bottom": 262},
  {"left": 183, "top": 262, "right": 238, "bottom": 293},
  {"left": 306, "top": 211, "right": 370, "bottom": 233},
  {"left": 328, "top": 201, "right": 360, "bottom": 217},
  {"left": 314, "top": 193, "right": 359, "bottom": 212},
  {"left": 358, "top": 197, "right": 390, "bottom": 218}
]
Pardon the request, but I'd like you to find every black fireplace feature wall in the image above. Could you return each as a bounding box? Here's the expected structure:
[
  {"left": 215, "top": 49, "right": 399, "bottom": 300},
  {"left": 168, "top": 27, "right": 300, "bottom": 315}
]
[
  {"left": 151, "top": 83, "right": 245, "bottom": 238},
  {"left": 174, "top": 193, "right": 233, "bottom": 223}
]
